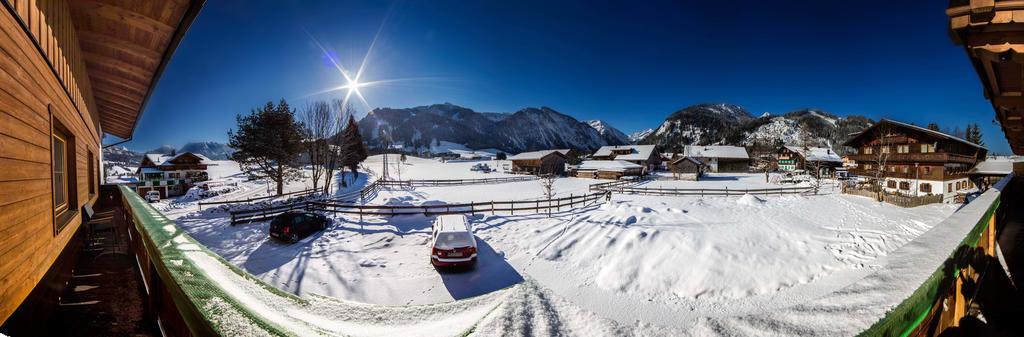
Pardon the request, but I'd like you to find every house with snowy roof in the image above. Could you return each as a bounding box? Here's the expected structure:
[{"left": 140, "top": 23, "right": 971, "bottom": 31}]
[
  {"left": 575, "top": 160, "right": 644, "bottom": 179},
  {"left": 591, "top": 145, "right": 661, "bottom": 173},
  {"left": 681, "top": 145, "right": 750, "bottom": 173},
  {"left": 776, "top": 146, "right": 843, "bottom": 174},
  {"left": 507, "top": 150, "right": 567, "bottom": 175},
  {"left": 136, "top": 152, "right": 213, "bottom": 198},
  {"left": 844, "top": 119, "right": 987, "bottom": 199}
]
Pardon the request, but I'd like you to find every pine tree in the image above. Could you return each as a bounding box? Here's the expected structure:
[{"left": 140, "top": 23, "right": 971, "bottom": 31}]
[
  {"left": 926, "top": 123, "right": 940, "bottom": 131},
  {"left": 965, "top": 123, "right": 985, "bottom": 146},
  {"left": 228, "top": 99, "right": 305, "bottom": 195},
  {"left": 341, "top": 115, "right": 368, "bottom": 183}
]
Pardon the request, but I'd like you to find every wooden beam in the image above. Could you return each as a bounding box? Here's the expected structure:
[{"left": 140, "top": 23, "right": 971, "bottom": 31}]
[
  {"left": 82, "top": 51, "right": 154, "bottom": 81},
  {"left": 94, "top": 96, "right": 140, "bottom": 115},
  {"left": 76, "top": 30, "right": 162, "bottom": 64},
  {"left": 91, "top": 86, "right": 143, "bottom": 107},
  {"left": 69, "top": 0, "right": 176, "bottom": 37},
  {"left": 83, "top": 62, "right": 151, "bottom": 89},
  {"left": 88, "top": 74, "right": 147, "bottom": 97}
]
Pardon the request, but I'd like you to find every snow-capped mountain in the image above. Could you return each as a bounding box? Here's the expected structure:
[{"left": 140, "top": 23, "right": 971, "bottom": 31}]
[
  {"left": 102, "top": 145, "right": 143, "bottom": 166},
  {"left": 628, "top": 128, "right": 654, "bottom": 143},
  {"left": 140, "top": 142, "right": 234, "bottom": 160},
  {"left": 146, "top": 144, "right": 177, "bottom": 155},
  {"left": 180, "top": 141, "right": 235, "bottom": 160},
  {"left": 641, "top": 103, "right": 755, "bottom": 149},
  {"left": 359, "top": 104, "right": 614, "bottom": 153},
  {"left": 586, "top": 120, "right": 631, "bottom": 145},
  {"left": 638, "top": 103, "right": 873, "bottom": 154}
]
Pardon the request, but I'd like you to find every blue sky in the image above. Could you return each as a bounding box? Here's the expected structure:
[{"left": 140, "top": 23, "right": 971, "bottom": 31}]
[{"left": 117, "top": 0, "right": 1013, "bottom": 154}]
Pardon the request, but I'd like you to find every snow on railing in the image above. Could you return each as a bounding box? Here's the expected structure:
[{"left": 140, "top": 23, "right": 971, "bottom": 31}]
[
  {"left": 119, "top": 185, "right": 506, "bottom": 336},
  {"left": 851, "top": 172, "right": 1012, "bottom": 336}
]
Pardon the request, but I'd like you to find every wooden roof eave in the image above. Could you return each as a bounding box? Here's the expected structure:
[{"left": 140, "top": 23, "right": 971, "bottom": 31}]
[{"left": 72, "top": 0, "right": 206, "bottom": 140}]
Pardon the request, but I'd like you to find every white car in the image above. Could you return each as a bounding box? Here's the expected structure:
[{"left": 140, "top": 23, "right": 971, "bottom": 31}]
[
  {"left": 429, "top": 214, "right": 478, "bottom": 268},
  {"left": 144, "top": 190, "right": 161, "bottom": 203}
]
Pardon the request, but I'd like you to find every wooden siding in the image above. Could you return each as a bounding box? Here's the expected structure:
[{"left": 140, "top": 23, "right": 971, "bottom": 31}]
[{"left": 0, "top": 3, "right": 101, "bottom": 324}]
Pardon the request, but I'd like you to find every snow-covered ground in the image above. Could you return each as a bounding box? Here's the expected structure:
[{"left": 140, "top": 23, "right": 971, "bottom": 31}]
[{"left": 155, "top": 155, "right": 962, "bottom": 336}]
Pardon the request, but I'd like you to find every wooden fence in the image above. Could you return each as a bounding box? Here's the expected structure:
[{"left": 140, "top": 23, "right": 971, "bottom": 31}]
[
  {"left": 605, "top": 185, "right": 816, "bottom": 197},
  {"left": 377, "top": 176, "right": 538, "bottom": 188},
  {"left": 588, "top": 176, "right": 646, "bottom": 192},
  {"left": 197, "top": 187, "right": 321, "bottom": 210},
  {"left": 843, "top": 187, "right": 944, "bottom": 207},
  {"left": 230, "top": 191, "right": 608, "bottom": 225}
]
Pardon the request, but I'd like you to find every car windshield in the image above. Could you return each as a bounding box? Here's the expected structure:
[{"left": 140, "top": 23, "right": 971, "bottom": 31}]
[{"left": 436, "top": 232, "right": 473, "bottom": 248}]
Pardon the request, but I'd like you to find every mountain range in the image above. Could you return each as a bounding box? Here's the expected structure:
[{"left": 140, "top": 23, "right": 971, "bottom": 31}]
[
  {"left": 102, "top": 102, "right": 874, "bottom": 164},
  {"left": 358, "top": 103, "right": 627, "bottom": 153},
  {"left": 637, "top": 103, "right": 873, "bottom": 155},
  {"left": 358, "top": 102, "right": 873, "bottom": 155}
]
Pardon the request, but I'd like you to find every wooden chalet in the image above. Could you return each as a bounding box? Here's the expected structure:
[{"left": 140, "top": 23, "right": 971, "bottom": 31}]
[
  {"left": 843, "top": 119, "right": 987, "bottom": 199},
  {"left": 591, "top": 145, "right": 661, "bottom": 173},
  {"left": 507, "top": 150, "right": 567, "bottom": 175},
  {"left": 0, "top": 0, "right": 203, "bottom": 333},
  {"left": 576, "top": 160, "right": 644, "bottom": 179},
  {"left": 682, "top": 145, "right": 750, "bottom": 173},
  {"left": 136, "top": 152, "right": 211, "bottom": 198},
  {"left": 776, "top": 146, "right": 843, "bottom": 175}
]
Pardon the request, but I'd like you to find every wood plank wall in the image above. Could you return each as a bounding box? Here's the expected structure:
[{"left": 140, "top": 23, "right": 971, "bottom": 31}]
[{"left": 0, "top": 0, "right": 101, "bottom": 324}]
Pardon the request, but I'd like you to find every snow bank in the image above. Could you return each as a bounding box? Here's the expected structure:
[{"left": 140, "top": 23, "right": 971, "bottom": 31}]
[{"left": 735, "top": 193, "right": 764, "bottom": 205}]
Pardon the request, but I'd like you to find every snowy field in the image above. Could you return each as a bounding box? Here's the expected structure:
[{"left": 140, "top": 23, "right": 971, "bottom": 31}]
[{"left": 152, "top": 155, "right": 962, "bottom": 336}]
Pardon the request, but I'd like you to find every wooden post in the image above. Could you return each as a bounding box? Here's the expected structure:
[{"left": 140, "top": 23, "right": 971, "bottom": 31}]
[{"left": 491, "top": 201, "right": 495, "bottom": 215}]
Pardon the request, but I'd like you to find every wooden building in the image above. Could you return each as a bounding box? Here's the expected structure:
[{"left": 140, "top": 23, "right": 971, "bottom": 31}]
[
  {"left": 669, "top": 156, "right": 703, "bottom": 180},
  {"left": 591, "top": 145, "right": 660, "bottom": 173},
  {"left": 507, "top": 150, "right": 567, "bottom": 175},
  {"left": 843, "top": 119, "right": 987, "bottom": 200},
  {"left": 0, "top": 0, "right": 203, "bottom": 331},
  {"left": 576, "top": 160, "right": 644, "bottom": 179},
  {"left": 776, "top": 145, "right": 843, "bottom": 175},
  {"left": 136, "top": 152, "right": 211, "bottom": 198},
  {"left": 682, "top": 145, "right": 750, "bottom": 173},
  {"left": 947, "top": 1, "right": 1024, "bottom": 155}
]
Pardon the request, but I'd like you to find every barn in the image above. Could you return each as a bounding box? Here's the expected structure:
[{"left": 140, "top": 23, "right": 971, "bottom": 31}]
[{"left": 507, "top": 150, "right": 568, "bottom": 175}]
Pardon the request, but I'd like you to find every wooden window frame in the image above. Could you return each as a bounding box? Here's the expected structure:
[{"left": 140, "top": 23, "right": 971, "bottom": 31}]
[
  {"left": 51, "top": 108, "right": 77, "bottom": 236},
  {"left": 920, "top": 183, "right": 932, "bottom": 193},
  {"left": 87, "top": 150, "right": 95, "bottom": 196},
  {"left": 899, "top": 181, "right": 910, "bottom": 190}
]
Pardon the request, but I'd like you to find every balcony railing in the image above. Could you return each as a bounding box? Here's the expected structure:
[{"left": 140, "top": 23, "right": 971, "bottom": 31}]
[
  {"left": 846, "top": 152, "right": 976, "bottom": 164},
  {"left": 114, "top": 172, "right": 1017, "bottom": 336}
]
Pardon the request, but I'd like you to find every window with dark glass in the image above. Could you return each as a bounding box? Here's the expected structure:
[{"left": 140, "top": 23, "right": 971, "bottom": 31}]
[{"left": 52, "top": 117, "right": 77, "bottom": 235}]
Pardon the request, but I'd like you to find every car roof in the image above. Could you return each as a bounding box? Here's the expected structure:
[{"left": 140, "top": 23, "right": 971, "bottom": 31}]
[{"left": 435, "top": 214, "right": 470, "bottom": 233}]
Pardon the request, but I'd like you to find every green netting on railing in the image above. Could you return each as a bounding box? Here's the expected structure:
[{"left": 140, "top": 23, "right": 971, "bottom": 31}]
[
  {"left": 856, "top": 197, "right": 1000, "bottom": 337},
  {"left": 119, "top": 185, "right": 302, "bottom": 336}
]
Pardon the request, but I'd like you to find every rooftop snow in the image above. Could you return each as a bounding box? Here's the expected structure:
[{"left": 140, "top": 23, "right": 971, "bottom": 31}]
[
  {"left": 508, "top": 150, "right": 565, "bottom": 161},
  {"left": 578, "top": 160, "right": 643, "bottom": 171},
  {"left": 682, "top": 145, "right": 749, "bottom": 160},
  {"left": 592, "top": 145, "right": 656, "bottom": 160},
  {"left": 784, "top": 146, "right": 842, "bottom": 163}
]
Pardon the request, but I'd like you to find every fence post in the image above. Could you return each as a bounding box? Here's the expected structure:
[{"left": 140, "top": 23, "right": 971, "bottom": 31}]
[
  {"left": 491, "top": 201, "right": 495, "bottom": 215},
  {"left": 511, "top": 202, "right": 514, "bottom": 215},
  {"left": 548, "top": 198, "right": 552, "bottom": 217}
]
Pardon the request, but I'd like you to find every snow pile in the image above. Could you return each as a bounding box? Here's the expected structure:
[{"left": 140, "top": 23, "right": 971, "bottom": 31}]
[{"left": 735, "top": 193, "right": 764, "bottom": 205}]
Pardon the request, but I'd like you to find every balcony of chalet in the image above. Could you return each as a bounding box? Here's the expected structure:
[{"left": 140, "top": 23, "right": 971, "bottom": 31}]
[{"left": 845, "top": 152, "right": 978, "bottom": 164}]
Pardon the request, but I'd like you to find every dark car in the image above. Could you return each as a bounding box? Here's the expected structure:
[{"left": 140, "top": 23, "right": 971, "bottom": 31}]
[{"left": 269, "top": 211, "right": 329, "bottom": 243}]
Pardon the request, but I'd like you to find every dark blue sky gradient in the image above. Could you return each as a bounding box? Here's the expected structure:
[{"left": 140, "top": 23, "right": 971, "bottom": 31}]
[{"left": 120, "top": 0, "right": 1012, "bottom": 154}]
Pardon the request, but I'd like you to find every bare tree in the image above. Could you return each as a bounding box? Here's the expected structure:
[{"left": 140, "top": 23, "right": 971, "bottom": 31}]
[
  {"left": 300, "top": 100, "right": 336, "bottom": 194},
  {"left": 539, "top": 174, "right": 556, "bottom": 200},
  {"left": 869, "top": 124, "right": 895, "bottom": 201}
]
